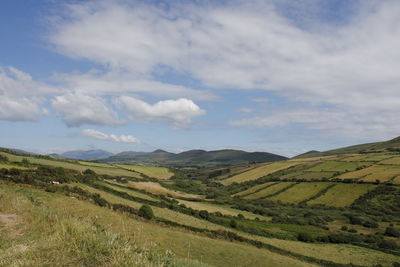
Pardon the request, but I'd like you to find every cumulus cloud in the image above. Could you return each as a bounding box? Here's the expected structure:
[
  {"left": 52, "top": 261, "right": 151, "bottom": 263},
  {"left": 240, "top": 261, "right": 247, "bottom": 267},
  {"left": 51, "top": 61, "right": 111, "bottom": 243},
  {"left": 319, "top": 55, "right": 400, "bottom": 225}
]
[
  {"left": 52, "top": 93, "right": 122, "bottom": 127},
  {"left": 49, "top": 0, "right": 400, "bottom": 138},
  {"left": 0, "top": 67, "right": 49, "bottom": 121},
  {"left": 116, "top": 96, "right": 205, "bottom": 127},
  {"left": 81, "top": 129, "right": 140, "bottom": 143}
]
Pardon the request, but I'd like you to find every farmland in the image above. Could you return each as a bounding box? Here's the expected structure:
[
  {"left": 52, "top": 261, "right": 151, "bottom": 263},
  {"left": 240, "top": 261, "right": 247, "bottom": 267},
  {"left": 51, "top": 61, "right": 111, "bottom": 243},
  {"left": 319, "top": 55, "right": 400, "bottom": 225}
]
[
  {"left": 244, "top": 182, "right": 296, "bottom": 200},
  {"left": 268, "top": 182, "right": 333, "bottom": 204},
  {"left": 116, "top": 164, "right": 174, "bottom": 179}
]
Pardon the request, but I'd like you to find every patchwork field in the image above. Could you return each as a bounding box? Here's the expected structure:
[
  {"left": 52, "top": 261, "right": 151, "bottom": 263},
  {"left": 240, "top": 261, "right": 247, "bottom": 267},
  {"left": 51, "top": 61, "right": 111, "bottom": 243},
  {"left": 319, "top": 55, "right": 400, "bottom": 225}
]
[
  {"left": 306, "top": 161, "right": 371, "bottom": 172},
  {"left": 232, "top": 182, "right": 277, "bottom": 197},
  {"left": 307, "top": 184, "right": 376, "bottom": 207},
  {"left": 339, "top": 165, "right": 400, "bottom": 183},
  {"left": 126, "top": 181, "right": 202, "bottom": 199},
  {"left": 280, "top": 171, "right": 336, "bottom": 180},
  {"left": 380, "top": 156, "right": 400, "bottom": 165},
  {"left": 340, "top": 153, "right": 396, "bottom": 162},
  {"left": 0, "top": 163, "right": 30, "bottom": 170},
  {"left": 0, "top": 152, "right": 142, "bottom": 178},
  {"left": 223, "top": 161, "right": 300, "bottom": 184},
  {"left": 268, "top": 182, "right": 333, "bottom": 204},
  {"left": 116, "top": 164, "right": 174, "bottom": 179},
  {"left": 244, "top": 182, "right": 295, "bottom": 200}
]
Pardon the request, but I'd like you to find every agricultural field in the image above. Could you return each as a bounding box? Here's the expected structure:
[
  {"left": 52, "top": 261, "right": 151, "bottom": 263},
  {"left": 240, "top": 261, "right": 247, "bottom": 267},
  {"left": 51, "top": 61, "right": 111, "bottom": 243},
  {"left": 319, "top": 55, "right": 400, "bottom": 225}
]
[
  {"left": 126, "top": 181, "right": 203, "bottom": 199},
  {"left": 280, "top": 171, "right": 336, "bottom": 180},
  {"left": 116, "top": 164, "right": 174, "bottom": 179},
  {"left": 306, "top": 161, "right": 371, "bottom": 172},
  {"left": 0, "top": 163, "right": 30, "bottom": 170},
  {"left": 244, "top": 182, "right": 295, "bottom": 200},
  {"left": 222, "top": 161, "right": 300, "bottom": 185},
  {"left": 177, "top": 199, "right": 270, "bottom": 220},
  {"left": 0, "top": 152, "right": 142, "bottom": 178},
  {"left": 379, "top": 156, "right": 400, "bottom": 165},
  {"left": 339, "top": 165, "right": 400, "bottom": 183},
  {"left": 268, "top": 182, "right": 333, "bottom": 204},
  {"left": 340, "top": 153, "right": 396, "bottom": 162},
  {"left": 104, "top": 181, "right": 161, "bottom": 202},
  {"left": 232, "top": 182, "right": 277, "bottom": 197},
  {"left": 307, "top": 184, "right": 376, "bottom": 207}
]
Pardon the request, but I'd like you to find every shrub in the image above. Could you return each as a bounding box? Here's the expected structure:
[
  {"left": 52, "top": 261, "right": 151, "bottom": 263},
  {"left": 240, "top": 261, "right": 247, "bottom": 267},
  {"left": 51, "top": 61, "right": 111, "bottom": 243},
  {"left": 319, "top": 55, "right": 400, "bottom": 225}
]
[
  {"left": 297, "top": 232, "right": 314, "bottom": 242},
  {"left": 341, "top": 226, "right": 348, "bottom": 231},
  {"left": 138, "top": 205, "right": 154, "bottom": 220},
  {"left": 0, "top": 155, "right": 8, "bottom": 161},
  {"left": 83, "top": 169, "right": 96, "bottom": 175},
  {"left": 385, "top": 227, "right": 400, "bottom": 237},
  {"left": 378, "top": 240, "right": 398, "bottom": 250},
  {"left": 229, "top": 219, "right": 238, "bottom": 228},
  {"left": 199, "top": 210, "right": 209, "bottom": 220}
]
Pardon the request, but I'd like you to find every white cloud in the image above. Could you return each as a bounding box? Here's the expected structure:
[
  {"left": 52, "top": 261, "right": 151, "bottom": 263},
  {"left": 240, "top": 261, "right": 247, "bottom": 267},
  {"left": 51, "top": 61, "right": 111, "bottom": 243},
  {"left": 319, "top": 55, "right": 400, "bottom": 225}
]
[
  {"left": 238, "top": 108, "right": 253, "bottom": 113},
  {"left": 81, "top": 129, "right": 140, "bottom": 144},
  {"left": 52, "top": 93, "right": 122, "bottom": 127},
  {"left": 116, "top": 96, "right": 205, "bottom": 127},
  {"left": 0, "top": 67, "right": 49, "bottom": 121},
  {"left": 49, "top": 0, "right": 400, "bottom": 138}
]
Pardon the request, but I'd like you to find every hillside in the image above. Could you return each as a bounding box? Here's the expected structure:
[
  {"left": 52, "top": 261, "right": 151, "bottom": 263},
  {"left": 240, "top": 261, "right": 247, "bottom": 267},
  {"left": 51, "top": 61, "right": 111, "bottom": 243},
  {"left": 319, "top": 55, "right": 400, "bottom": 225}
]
[
  {"left": 294, "top": 136, "right": 400, "bottom": 159},
  {"left": 98, "top": 149, "right": 287, "bottom": 167},
  {"left": 1, "top": 143, "right": 400, "bottom": 266},
  {"left": 60, "top": 149, "right": 114, "bottom": 160}
]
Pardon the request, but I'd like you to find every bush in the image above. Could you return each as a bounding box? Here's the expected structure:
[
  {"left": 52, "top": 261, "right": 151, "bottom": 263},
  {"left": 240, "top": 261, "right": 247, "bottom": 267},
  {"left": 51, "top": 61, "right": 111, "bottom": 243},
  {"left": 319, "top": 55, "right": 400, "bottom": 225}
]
[
  {"left": 378, "top": 240, "right": 398, "bottom": 250},
  {"left": 83, "top": 169, "right": 96, "bottom": 175},
  {"left": 138, "top": 205, "right": 154, "bottom": 220},
  {"left": 0, "top": 155, "right": 8, "bottom": 161},
  {"left": 385, "top": 227, "right": 400, "bottom": 237},
  {"left": 229, "top": 219, "right": 237, "bottom": 228},
  {"left": 199, "top": 210, "right": 209, "bottom": 220},
  {"left": 297, "top": 232, "right": 314, "bottom": 242}
]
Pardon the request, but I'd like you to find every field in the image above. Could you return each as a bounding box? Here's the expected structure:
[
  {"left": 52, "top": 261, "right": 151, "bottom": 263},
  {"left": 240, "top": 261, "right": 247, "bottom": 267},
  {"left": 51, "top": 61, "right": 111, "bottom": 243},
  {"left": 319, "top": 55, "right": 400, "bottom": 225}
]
[
  {"left": 116, "top": 164, "right": 174, "bottom": 179},
  {"left": 268, "top": 182, "right": 333, "bottom": 204},
  {"left": 340, "top": 153, "right": 396, "bottom": 162},
  {"left": 380, "top": 156, "right": 400, "bottom": 165},
  {"left": 307, "top": 184, "right": 376, "bottom": 207},
  {"left": 232, "top": 182, "right": 277, "bottom": 197},
  {"left": 0, "top": 184, "right": 318, "bottom": 267},
  {"left": 339, "top": 165, "right": 400, "bottom": 183},
  {"left": 0, "top": 152, "right": 142, "bottom": 178},
  {"left": 0, "top": 163, "right": 30, "bottom": 170},
  {"left": 126, "top": 181, "right": 202, "bottom": 199},
  {"left": 306, "top": 161, "right": 371, "bottom": 172},
  {"left": 244, "top": 182, "right": 295, "bottom": 200},
  {"left": 280, "top": 171, "right": 336, "bottom": 180},
  {"left": 223, "top": 161, "right": 300, "bottom": 184}
]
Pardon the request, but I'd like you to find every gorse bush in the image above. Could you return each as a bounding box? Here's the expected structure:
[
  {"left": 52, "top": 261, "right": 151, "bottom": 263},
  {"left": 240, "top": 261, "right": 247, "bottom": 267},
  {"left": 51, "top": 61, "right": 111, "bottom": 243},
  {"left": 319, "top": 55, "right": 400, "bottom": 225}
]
[{"left": 139, "top": 204, "right": 154, "bottom": 220}]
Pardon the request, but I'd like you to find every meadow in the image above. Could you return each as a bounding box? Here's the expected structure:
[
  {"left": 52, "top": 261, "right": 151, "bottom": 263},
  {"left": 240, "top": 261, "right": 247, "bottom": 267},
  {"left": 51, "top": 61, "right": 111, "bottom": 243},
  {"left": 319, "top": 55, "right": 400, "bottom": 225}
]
[
  {"left": 268, "top": 182, "right": 333, "bottom": 204},
  {"left": 116, "top": 164, "right": 174, "bottom": 179}
]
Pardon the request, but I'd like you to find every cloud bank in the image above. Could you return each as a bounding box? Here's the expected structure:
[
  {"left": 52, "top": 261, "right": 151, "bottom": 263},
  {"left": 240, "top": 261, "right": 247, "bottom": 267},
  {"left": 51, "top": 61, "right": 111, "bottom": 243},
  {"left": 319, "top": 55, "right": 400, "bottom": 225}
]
[{"left": 81, "top": 129, "right": 141, "bottom": 144}]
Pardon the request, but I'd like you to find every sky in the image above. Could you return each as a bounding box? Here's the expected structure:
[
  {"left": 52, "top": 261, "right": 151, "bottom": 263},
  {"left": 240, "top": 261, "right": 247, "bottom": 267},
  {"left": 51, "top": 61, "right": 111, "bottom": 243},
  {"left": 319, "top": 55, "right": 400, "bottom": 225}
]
[{"left": 1, "top": 0, "right": 400, "bottom": 157}]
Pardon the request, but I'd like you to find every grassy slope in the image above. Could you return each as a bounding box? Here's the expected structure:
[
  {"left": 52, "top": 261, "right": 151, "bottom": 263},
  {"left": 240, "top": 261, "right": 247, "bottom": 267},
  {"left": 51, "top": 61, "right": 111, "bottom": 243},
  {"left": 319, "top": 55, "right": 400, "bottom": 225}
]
[
  {"left": 116, "top": 164, "right": 174, "bottom": 179},
  {"left": 0, "top": 152, "right": 142, "bottom": 178},
  {"left": 307, "top": 184, "right": 376, "bottom": 207},
  {"left": 244, "top": 183, "right": 295, "bottom": 200},
  {"left": 232, "top": 182, "right": 277, "bottom": 197},
  {"left": 269, "top": 182, "right": 333, "bottom": 204},
  {"left": 126, "top": 181, "right": 202, "bottom": 199},
  {"left": 223, "top": 161, "right": 300, "bottom": 184},
  {"left": 0, "top": 184, "right": 318, "bottom": 267}
]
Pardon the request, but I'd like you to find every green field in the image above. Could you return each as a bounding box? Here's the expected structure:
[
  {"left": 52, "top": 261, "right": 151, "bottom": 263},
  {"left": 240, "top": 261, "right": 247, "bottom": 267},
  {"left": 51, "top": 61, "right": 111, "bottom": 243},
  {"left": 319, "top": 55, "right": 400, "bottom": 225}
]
[
  {"left": 116, "top": 164, "right": 173, "bottom": 179},
  {"left": 0, "top": 152, "right": 142, "bottom": 178},
  {"left": 244, "top": 183, "right": 295, "bottom": 200},
  {"left": 306, "top": 161, "right": 371, "bottom": 172},
  {"left": 223, "top": 161, "right": 300, "bottom": 184},
  {"left": 233, "top": 182, "right": 277, "bottom": 197},
  {"left": 280, "top": 171, "right": 336, "bottom": 180},
  {"left": 380, "top": 156, "right": 400, "bottom": 165},
  {"left": 105, "top": 182, "right": 161, "bottom": 202},
  {"left": 0, "top": 163, "right": 30, "bottom": 170},
  {"left": 341, "top": 153, "right": 396, "bottom": 162},
  {"left": 126, "top": 181, "right": 202, "bottom": 199},
  {"left": 339, "top": 165, "right": 400, "bottom": 183},
  {"left": 268, "top": 182, "right": 333, "bottom": 204},
  {"left": 307, "top": 184, "right": 376, "bottom": 207}
]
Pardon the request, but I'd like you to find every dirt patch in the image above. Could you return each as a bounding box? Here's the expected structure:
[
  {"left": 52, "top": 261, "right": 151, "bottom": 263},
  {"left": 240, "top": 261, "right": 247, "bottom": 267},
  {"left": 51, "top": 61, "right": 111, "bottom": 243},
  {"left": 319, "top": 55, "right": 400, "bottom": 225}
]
[{"left": 0, "top": 214, "right": 22, "bottom": 237}]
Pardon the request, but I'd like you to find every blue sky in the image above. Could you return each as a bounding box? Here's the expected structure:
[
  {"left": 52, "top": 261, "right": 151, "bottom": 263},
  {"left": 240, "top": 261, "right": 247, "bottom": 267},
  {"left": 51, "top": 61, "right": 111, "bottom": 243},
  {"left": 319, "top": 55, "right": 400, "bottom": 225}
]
[{"left": 1, "top": 0, "right": 400, "bottom": 157}]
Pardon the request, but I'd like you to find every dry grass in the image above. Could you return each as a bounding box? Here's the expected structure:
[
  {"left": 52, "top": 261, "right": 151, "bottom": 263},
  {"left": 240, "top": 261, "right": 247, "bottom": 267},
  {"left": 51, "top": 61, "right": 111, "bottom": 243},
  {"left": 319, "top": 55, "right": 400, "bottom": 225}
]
[
  {"left": 127, "top": 181, "right": 202, "bottom": 199},
  {"left": 223, "top": 161, "right": 300, "bottom": 185},
  {"left": 339, "top": 165, "right": 400, "bottom": 183},
  {"left": 232, "top": 182, "right": 276, "bottom": 197},
  {"left": 307, "top": 184, "right": 376, "bottom": 207}
]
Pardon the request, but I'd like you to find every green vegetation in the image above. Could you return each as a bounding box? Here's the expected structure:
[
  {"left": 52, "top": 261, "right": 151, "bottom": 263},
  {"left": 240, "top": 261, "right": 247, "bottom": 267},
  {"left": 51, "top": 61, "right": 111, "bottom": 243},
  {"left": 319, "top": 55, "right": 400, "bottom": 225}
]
[
  {"left": 268, "top": 182, "right": 333, "bottom": 204},
  {"left": 117, "top": 164, "right": 174, "bottom": 179},
  {"left": 244, "top": 183, "right": 295, "bottom": 200}
]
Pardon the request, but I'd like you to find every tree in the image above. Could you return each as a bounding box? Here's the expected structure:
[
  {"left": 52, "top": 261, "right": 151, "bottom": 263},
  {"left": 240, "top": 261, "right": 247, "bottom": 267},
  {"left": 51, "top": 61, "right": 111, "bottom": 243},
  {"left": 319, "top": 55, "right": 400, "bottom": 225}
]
[{"left": 139, "top": 205, "right": 154, "bottom": 220}]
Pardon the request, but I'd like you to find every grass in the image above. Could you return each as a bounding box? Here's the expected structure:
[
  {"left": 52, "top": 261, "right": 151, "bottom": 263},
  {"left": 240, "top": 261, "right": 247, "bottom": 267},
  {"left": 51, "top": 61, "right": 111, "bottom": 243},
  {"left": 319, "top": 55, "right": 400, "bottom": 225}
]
[
  {"left": 232, "top": 182, "right": 277, "bottom": 197},
  {"left": 105, "top": 181, "right": 160, "bottom": 201},
  {"left": 223, "top": 161, "right": 300, "bottom": 185},
  {"left": 379, "top": 156, "right": 400, "bottom": 165},
  {"left": 280, "top": 171, "right": 336, "bottom": 180},
  {"left": 307, "top": 184, "right": 376, "bottom": 207},
  {"left": 78, "top": 161, "right": 118, "bottom": 168},
  {"left": 306, "top": 161, "right": 371, "bottom": 172},
  {"left": 268, "top": 182, "right": 333, "bottom": 204},
  {"left": 126, "top": 181, "right": 202, "bottom": 199},
  {"left": 340, "top": 153, "right": 396, "bottom": 162},
  {"left": 117, "top": 164, "right": 174, "bottom": 179},
  {"left": 244, "top": 183, "right": 295, "bottom": 200},
  {"left": 2, "top": 184, "right": 321, "bottom": 267},
  {"left": 177, "top": 199, "right": 270, "bottom": 221},
  {"left": 0, "top": 184, "right": 205, "bottom": 267},
  {"left": 0, "top": 152, "right": 142, "bottom": 178},
  {"left": 0, "top": 163, "right": 30, "bottom": 170},
  {"left": 339, "top": 165, "right": 400, "bottom": 183}
]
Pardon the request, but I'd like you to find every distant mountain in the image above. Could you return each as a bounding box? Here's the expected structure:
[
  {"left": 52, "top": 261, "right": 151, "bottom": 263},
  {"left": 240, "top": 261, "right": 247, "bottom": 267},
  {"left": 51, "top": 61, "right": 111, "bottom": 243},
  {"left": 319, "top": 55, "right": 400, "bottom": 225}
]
[
  {"left": 97, "top": 149, "right": 287, "bottom": 167},
  {"left": 60, "top": 150, "right": 114, "bottom": 160},
  {"left": 294, "top": 136, "right": 400, "bottom": 158}
]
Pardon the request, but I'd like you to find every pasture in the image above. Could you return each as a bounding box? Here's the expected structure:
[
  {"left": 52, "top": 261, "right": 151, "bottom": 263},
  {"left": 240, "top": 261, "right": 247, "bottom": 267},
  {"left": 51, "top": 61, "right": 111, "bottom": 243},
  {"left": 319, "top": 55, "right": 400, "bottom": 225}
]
[
  {"left": 232, "top": 182, "right": 277, "bottom": 197},
  {"left": 223, "top": 161, "right": 300, "bottom": 184},
  {"left": 117, "top": 164, "right": 174, "bottom": 179},
  {"left": 244, "top": 182, "right": 295, "bottom": 200},
  {"left": 126, "top": 181, "right": 202, "bottom": 199},
  {"left": 307, "top": 184, "right": 376, "bottom": 207},
  {"left": 268, "top": 182, "right": 333, "bottom": 204},
  {"left": 306, "top": 161, "right": 371, "bottom": 172}
]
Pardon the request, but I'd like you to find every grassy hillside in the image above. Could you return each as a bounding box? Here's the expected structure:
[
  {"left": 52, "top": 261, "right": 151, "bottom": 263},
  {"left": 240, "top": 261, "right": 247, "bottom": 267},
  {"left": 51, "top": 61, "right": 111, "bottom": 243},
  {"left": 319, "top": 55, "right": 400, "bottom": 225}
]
[{"left": 1, "top": 146, "right": 400, "bottom": 266}]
